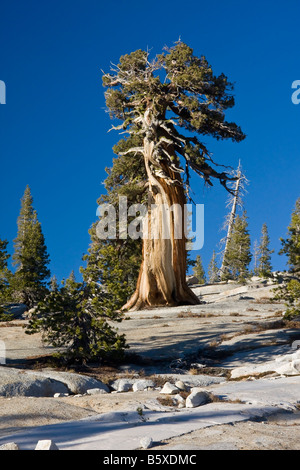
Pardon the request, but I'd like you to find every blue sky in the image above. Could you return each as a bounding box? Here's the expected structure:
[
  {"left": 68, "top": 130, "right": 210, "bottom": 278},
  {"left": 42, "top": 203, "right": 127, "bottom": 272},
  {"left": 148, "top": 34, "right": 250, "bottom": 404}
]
[{"left": 0, "top": 0, "right": 299, "bottom": 281}]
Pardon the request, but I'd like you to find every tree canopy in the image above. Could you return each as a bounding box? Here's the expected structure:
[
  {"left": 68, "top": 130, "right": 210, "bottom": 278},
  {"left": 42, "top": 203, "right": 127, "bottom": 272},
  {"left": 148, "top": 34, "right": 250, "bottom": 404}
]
[{"left": 103, "top": 41, "right": 245, "bottom": 197}]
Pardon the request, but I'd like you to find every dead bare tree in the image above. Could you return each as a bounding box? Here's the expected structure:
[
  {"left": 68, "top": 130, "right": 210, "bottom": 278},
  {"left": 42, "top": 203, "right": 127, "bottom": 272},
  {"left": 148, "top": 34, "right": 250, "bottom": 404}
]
[{"left": 219, "top": 161, "right": 249, "bottom": 279}]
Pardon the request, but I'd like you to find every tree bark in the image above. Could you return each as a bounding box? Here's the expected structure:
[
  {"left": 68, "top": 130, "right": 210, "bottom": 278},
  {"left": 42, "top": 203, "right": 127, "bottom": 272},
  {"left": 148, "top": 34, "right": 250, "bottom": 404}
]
[{"left": 122, "top": 137, "right": 200, "bottom": 311}]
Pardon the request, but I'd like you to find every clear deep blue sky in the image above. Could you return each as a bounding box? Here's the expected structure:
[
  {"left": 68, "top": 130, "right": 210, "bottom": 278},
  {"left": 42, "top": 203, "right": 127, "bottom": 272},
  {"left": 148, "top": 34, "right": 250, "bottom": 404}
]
[{"left": 0, "top": 0, "right": 299, "bottom": 281}]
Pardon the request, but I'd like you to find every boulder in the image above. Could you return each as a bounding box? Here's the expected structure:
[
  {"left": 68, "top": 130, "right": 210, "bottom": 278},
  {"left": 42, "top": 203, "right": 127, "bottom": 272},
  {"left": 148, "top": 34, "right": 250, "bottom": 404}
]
[
  {"left": 0, "top": 367, "right": 109, "bottom": 397},
  {"left": 157, "top": 374, "right": 224, "bottom": 388},
  {"left": 31, "top": 370, "right": 110, "bottom": 394},
  {"left": 140, "top": 436, "right": 153, "bottom": 449},
  {"left": 0, "top": 368, "right": 69, "bottom": 397},
  {"left": 132, "top": 379, "right": 155, "bottom": 392},
  {"left": 231, "top": 349, "right": 300, "bottom": 379},
  {"left": 175, "top": 380, "right": 187, "bottom": 391},
  {"left": 87, "top": 388, "right": 108, "bottom": 395},
  {"left": 160, "top": 382, "right": 179, "bottom": 395},
  {"left": 173, "top": 393, "right": 186, "bottom": 408},
  {"left": 0, "top": 442, "right": 19, "bottom": 450},
  {"left": 111, "top": 378, "right": 134, "bottom": 392},
  {"left": 35, "top": 440, "right": 59, "bottom": 450},
  {"left": 186, "top": 276, "right": 199, "bottom": 286},
  {"left": 186, "top": 388, "right": 211, "bottom": 408}
]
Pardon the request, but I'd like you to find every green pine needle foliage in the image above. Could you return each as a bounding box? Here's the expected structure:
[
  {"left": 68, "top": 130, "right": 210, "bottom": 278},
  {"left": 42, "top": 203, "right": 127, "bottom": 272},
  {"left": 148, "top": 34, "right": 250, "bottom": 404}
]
[
  {"left": 11, "top": 186, "right": 50, "bottom": 307},
  {"left": 0, "top": 238, "right": 12, "bottom": 319},
  {"left": 279, "top": 198, "right": 300, "bottom": 274},
  {"left": 26, "top": 271, "right": 128, "bottom": 364},
  {"left": 257, "top": 223, "right": 274, "bottom": 278},
  {"left": 274, "top": 198, "right": 300, "bottom": 320},
  {"left": 208, "top": 250, "right": 219, "bottom": 283},
  {"left": 221, "top": 211, "right": 252, "bottom": 283},
  {"left": 192, "top": 255, "right": 206, "bottom": 284}
]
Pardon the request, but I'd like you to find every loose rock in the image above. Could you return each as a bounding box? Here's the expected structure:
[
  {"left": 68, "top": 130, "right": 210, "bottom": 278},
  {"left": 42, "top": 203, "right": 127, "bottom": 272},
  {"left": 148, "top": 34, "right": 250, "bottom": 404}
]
[
  {"left": 140, "top": 436, "right": 153, "bottom": 449},
  {"left": 175, "top": 380, "right": 187, "bottom": 391},
  {"left": 132, "top": 379, "right": 155, "bottom": 392},
  {"left": 0, "top": 442, "right": 19, "bottom": 450},
  {"left": 186, "top": 388, "right": 211, "bottom": 408},
  {"left": 160, "top": 382, "right": 179, "bottom": 395},
  {"left": 112, "top": 379, "right": 134, "bottom": 392},
  {"left": 87, "top": 388, "right": 108, "bottom": 395},
  {"left": 173, "top": 393, "right": 186, "bottom": 408},
  {"left": 35, "top": 440, "right": 59, "bottom": 450}
]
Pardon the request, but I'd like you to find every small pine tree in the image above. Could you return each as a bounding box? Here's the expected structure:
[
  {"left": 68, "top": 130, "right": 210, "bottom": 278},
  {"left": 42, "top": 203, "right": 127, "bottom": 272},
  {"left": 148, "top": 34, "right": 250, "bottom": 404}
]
[
  {"left": 50, "top": 275, "right": 59, "bottom": 292},
  {"left": 68, "top": 270, "right": 76, "bottom": 282},
  {"left": 0, "top": 239, "right": 12, "bottom": 319},
  {"left": 221, "top": 211, "right": 252, "bottom": 282},
  {"left": 26, "top": 268, "right": 128, "bottom": 364},
  {"left": 257, "top": 223, "right": 274, "bottom": 278},
  {"left": 193, "top": 255, "right": 206, "bottom": 284},
  {"left": 11, "top": 186, "right": 50, "bottom": 307},
  {"left": 0, "top": 239, "right": 10, "bottom": 273},
  {"left": 274, "top": 198, "right": 300, "bottom": 320},
  {"left": 26, "top": 228, "right": 129, "bottom": 364},
  {"left": 208, "top": 250, "right": 219, "bottom": 283},
  {"left": 279, "top": 198, "right": 300, "bottom": 274}
]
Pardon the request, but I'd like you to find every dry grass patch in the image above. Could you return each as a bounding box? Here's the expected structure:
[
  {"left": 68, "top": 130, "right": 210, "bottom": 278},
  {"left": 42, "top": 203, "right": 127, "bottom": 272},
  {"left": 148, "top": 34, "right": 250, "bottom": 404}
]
[
  {"left": 177, "top": 311, "right": 216, "bottom": 319},
  {"left": 157, "top": 396, "right": 175, "bottom": 407}
]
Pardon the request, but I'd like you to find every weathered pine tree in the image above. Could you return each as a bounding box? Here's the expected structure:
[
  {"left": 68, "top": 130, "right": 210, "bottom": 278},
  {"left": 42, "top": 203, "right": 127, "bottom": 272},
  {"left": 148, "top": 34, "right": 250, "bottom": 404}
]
[
  {"left": 222, "top": 211, "right": 252, "bottom": 282},
  {"left": 193, "top": 254, "right": 206, "bottom": 284},
  {"left": 257, "top": 223, "right": 274, "bottom": 277},
  {"left": 208, "top": 250, "right": 219, "bottom": 283},
  {"left": 102, "top": 41, "right": 245, "bottom": 310},
  {"left": 11, "top": 186, "right": 50, "bottom": 307}
]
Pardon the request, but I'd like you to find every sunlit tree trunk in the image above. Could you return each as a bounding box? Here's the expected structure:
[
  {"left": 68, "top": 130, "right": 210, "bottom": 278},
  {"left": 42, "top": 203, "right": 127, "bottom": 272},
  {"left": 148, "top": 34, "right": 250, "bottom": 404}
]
[{"left": 122, "top": 137, "right": 200, "bottom": 310}]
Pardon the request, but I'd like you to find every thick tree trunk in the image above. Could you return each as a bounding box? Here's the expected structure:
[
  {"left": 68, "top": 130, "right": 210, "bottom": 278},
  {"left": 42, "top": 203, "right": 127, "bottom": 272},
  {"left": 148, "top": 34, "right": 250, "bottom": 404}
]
[{"left": 122, "top": 137, "right": 200, "bottom": 311}]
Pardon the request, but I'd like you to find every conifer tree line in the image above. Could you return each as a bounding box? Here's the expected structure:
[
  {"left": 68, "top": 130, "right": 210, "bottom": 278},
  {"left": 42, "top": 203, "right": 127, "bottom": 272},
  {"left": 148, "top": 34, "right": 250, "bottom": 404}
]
[
  {"left": 193, "top": 197, "right": 300, "bottom": 300},
  {"left": 0, "top": 185, "right": 50, "bottom": 311},
  {"left": 193, "top": 217, "right": 275, "bottom": 284},
  {"left": 0, "top": 185, "right": 129, "bottom": 363}
]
